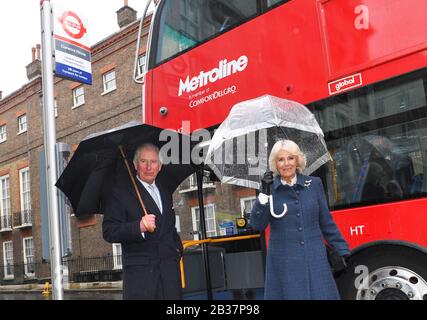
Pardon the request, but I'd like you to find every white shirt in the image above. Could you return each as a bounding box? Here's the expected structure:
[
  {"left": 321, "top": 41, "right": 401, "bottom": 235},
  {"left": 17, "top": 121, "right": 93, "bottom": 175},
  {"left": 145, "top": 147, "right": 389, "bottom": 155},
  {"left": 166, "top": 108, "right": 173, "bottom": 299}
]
[
  {"left": 136, "top": 176, "right": 163, "bottom": 214},
  {"left": 136, "top": 176, "right": 163, "bottom": 238},
  {"left": 281, "top": 175, "right": 297, "bottom": 187}
]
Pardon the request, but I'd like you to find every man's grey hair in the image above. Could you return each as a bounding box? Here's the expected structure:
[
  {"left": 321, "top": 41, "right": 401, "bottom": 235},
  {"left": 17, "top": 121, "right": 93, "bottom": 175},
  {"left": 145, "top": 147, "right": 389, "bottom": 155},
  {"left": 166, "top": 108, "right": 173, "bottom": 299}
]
[
  {"left": 268, "top": 139, "right": 306, "bottom": 175},
  {"left": 133, "top": 143, "right": 163, "bottom": 164}
]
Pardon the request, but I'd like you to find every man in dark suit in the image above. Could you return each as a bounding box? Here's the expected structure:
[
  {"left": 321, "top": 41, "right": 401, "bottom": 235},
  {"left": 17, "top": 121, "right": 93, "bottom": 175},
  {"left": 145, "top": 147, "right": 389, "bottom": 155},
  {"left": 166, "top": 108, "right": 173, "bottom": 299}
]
[{"left": 102, "top": 143, "right": 183, "bottom": 300}]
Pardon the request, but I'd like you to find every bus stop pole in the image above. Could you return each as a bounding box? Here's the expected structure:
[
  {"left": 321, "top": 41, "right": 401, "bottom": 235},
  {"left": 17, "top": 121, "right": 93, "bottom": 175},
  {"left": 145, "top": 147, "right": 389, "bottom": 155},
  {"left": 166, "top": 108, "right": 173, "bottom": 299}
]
[
  {"left": 196, "top": 167, "right": 213, "bottom": 300},
  {"left": 40, "top": 0, "right": 64, "bottom": 300}
]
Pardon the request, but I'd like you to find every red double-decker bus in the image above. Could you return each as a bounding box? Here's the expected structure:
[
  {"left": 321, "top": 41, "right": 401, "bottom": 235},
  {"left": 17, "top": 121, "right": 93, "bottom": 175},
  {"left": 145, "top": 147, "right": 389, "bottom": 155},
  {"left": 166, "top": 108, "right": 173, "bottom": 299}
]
[{"left": 140, "top": 0, "right": 427, "bottom": 299}]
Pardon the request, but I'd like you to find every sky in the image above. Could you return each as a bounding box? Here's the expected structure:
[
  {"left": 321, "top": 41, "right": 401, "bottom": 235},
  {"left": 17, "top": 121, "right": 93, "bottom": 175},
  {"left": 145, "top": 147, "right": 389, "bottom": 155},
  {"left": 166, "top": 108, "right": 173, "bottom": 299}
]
[{"left": 0, "top": 0, "right": 152, "bottom": 97}]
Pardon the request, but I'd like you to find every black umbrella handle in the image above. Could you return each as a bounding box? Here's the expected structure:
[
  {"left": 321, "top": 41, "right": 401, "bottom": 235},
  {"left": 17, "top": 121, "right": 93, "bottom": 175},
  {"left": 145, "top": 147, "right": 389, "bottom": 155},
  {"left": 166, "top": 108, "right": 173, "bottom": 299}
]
[{"left": 118, "top": 145, "right": 155, "bottom": 233}]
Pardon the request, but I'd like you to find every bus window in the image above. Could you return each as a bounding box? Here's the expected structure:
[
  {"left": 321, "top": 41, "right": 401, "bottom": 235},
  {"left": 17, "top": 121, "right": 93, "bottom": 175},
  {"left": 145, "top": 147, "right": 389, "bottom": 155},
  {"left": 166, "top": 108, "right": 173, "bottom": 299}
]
[
  {"left": 154, "top": 0, "right": 261, "bottom": 65},
  {"left": 266, "top": 0, "right": 289, "bottom": 8},
  {"left": 308, "top": 69, "right": 427, "bottom": 209}
]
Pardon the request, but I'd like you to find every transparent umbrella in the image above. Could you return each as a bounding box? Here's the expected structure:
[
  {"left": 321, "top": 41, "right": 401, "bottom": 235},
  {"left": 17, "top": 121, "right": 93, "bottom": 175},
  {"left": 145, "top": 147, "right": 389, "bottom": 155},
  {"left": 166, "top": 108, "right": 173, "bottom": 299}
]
[{"left": 205, "top": 94, "right": 331, "bottom": 190}]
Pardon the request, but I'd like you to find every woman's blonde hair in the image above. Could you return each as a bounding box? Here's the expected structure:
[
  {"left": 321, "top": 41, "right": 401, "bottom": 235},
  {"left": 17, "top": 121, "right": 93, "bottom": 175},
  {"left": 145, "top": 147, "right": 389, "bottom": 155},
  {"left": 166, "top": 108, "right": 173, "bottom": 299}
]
[{"left": 268, "top": 140, "right": 306, "bottom": 175}]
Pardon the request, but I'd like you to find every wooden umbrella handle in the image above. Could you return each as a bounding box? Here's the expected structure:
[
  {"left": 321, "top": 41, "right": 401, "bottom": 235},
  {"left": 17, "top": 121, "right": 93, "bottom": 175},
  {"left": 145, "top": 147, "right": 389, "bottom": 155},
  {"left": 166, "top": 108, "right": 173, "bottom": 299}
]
[{"left": 118, "top": 145, "right": 155, "bottom": 233}]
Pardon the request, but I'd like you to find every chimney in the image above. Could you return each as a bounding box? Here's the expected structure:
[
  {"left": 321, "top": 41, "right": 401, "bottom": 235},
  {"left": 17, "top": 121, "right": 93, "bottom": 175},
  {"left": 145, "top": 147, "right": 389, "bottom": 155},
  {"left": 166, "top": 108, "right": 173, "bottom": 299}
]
[
  {"left": 116, "top": 1, "right": 137, "bottom": 28},
  {"left": 26, "top": 46, "right": 42, "bottom": 80},
  {"left": 31, "top": 47, "right": 36, "bottom": 61},
  {"left": 36, "top": 44, "right": 41, "bottom": 60}
]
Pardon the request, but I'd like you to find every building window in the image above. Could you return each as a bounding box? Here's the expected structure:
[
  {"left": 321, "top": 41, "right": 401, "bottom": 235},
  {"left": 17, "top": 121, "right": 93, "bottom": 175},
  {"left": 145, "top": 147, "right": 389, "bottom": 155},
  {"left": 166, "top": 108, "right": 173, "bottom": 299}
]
[
  {"left": 72, "top": 86, "right": 85, "bottom": 108},
  {"left": 191, "top": 204, "right": 217, "bottom": 240},
  {"left": 240, "top": 196, "right": 256, "bottom": 215},
  {"left": 3, "top": 241, "right": 13, "bottom": 279},
  {"left": 23, "top": 237, "right": 35, "bottom": 277},
  {"left": 0, "top": 175, "right": 11, "bottom": 230},
  {"left": 189, "top": 173, "right": 210, "bottom": 188},
  {"left": 136, "top": 54, "right": 146, "bottom": 78},
  {"left": 17, "top": 114, "right": 27, "bottom": 134},
  {"left": 189, "top": 174, "right": 197, "bottom": 188},
  {"left": 54, "top": 98, "right": 58, "bottom": 117},
  {"left": 102, "top": 70, "right": 117, "bottom": 94},
  {"left": 112, "top": 243, "right": 122, "bottom": 270},
  {"left": 374, "top": 97, "right": 385, "bottom": 116},
  {"left": 0, "top": 125, "right": 6, "bottom": 143},
  {"left": 358, "top": 96, "right": 370, "bottom": 116},
  {"left": 19, "top": 167, "right": 31, "bottom": 225}
]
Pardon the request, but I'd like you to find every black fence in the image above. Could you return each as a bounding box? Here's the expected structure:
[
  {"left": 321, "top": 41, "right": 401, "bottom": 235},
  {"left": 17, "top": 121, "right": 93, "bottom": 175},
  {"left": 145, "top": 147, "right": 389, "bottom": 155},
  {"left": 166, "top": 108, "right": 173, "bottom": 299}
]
[
  {"left": 0, "top": 255, "right": 122, "bottom": 285},
  {"left": 0, "top": 236, "right": 264, "bottom": 291},
  {"left": 0, "top": 261, "right": 40, "bottom": 285},
  {"left": 12, "top": 210, "right": 32, "bottom": 227},
  {"left": 66, "top": 255, "right": 122, "bottom": 283}
]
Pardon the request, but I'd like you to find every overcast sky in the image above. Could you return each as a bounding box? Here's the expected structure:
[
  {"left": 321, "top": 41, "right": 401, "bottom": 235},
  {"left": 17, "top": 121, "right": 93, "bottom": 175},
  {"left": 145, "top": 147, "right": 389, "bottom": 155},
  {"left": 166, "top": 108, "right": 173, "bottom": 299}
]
[{"left": 0, "top": 0, "right": 151, "bottom": 97}]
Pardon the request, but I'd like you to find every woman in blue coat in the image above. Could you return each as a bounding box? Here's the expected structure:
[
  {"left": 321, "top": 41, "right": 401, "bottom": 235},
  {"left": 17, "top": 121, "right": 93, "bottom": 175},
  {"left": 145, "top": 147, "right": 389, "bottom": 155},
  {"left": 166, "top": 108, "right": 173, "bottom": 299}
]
[{"left": 250, "top": 139, "right": 350, "bottom": 300}]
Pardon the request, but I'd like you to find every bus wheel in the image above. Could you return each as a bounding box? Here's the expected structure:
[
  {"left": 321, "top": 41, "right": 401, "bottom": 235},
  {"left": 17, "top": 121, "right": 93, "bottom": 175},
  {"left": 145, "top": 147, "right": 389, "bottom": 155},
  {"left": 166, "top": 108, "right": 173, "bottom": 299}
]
[{"left": 336, "top": 245, "right": 427, "bottom": 300}]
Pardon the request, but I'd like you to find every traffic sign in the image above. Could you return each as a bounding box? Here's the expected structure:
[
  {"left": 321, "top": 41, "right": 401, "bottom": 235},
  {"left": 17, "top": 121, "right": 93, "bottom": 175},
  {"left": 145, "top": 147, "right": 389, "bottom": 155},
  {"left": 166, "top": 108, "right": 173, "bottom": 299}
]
[{"left": 53, "top": 4, "right": 92, "bottom": 84}]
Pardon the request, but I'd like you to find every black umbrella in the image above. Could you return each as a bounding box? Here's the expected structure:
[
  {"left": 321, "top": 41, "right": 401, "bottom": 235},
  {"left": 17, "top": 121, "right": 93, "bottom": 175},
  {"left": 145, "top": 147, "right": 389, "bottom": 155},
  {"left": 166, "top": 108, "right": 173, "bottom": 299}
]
[
  {"left": 55, "top": 121, "right": 197, "bottom": 217},
  {"left": 56, "top": 121, "right": 216, "bottom": 298}
]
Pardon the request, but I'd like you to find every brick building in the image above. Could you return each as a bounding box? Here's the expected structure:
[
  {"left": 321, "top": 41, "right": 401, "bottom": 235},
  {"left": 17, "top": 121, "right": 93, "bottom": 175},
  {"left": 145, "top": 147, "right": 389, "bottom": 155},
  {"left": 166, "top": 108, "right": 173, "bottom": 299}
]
[{"left": 0, "top": 3, "right": 256, "bottom": 284}]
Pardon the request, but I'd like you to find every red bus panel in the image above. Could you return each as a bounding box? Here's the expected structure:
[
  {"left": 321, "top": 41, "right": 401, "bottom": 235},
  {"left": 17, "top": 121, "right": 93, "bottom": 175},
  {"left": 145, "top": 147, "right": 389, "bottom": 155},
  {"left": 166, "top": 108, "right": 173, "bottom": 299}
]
[
  {"left": 146, "top": 0, "right": 427, "bottom": 132},
  {"left": 332, "top": 198, "right": 427, "bottom": 249},
  {"left": 319, "top": 0, "right": 427, "bottom": 79}
]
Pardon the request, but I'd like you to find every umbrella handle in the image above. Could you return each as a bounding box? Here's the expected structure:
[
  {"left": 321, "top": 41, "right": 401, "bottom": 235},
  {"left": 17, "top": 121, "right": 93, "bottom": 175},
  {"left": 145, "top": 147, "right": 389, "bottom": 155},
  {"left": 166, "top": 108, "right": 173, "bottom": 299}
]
[
  {"left": 269, "top": 195, "right": 288, "bottom": 218},
  {"left": 118, "top": 146, "right": 155, "bottom": 233}
]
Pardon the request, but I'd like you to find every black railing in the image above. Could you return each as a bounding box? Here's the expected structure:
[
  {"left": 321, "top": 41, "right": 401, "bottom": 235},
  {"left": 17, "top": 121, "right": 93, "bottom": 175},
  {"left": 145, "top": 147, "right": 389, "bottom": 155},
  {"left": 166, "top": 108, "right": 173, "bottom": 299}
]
[
  {"left": 0, "top": 261, "right": 40, "bottom": 285},
  {"left": 65, "top": 255, "right": 122, "bottom": 283},
  {"left": 13, "top": 210, "right": 32, "bottom": 227},
  {"left": 0, "top": 214, "right": 12, "bottom": 231},
  {"left": 0, "top": 255, "right": 123, "bottom": 285}
]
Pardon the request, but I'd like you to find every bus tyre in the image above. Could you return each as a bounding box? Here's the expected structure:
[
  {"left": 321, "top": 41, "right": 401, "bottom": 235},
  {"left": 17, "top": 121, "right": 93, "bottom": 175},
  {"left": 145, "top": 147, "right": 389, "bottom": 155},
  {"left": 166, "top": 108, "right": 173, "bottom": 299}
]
[{"left": 336, "top": 244, "right": 427, "bottom": 300}]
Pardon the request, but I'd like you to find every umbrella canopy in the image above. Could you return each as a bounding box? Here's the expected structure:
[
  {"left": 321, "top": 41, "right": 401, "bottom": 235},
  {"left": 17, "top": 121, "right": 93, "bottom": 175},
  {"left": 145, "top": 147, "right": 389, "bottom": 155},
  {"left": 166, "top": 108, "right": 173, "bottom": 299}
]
[
  {"left": 56, "top": 121, "right": 197, "bottom": 216},
  {"left": 205, "top": 95, "right": 331, "bottom": 189}
]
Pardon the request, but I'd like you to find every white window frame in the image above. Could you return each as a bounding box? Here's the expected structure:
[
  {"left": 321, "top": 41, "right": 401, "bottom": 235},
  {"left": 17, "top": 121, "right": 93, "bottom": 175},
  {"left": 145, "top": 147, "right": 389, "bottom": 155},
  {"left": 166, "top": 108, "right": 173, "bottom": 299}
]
[
  {"left": 0, "top": 124, "right": 6, "bottom": 143},
  {"left": 54, "top": 98, "right": 58, "bottom": 118},
  {"left": 23, "top": 237, "right": 35, "bottom": 277},
  {"left": 189, "top": 174, "right": 197, "bottom": 188},
  {"left": 72, "top": 86, "right": 85, "bottom": 108},
  {"left": 3, "top": 241, "right": 13, "bottom": 279},
  {"left": 0, "top": 175, "right": 11, "bottom": 230},
  {"left": 189, "top": 173, "right": 210, "bottom": 188},
  {"left": 102, "top": 70, "right": 117, "bottom": 94},
  {"left": 240, "top": 196, "right": 256, "bottom": 215},
  {"left": 17, "top": 114, "right": 27, "bottom": 134},
  {"left": 136, "top": 54, "right": 146, "bottom": 79},
  {"left": 112, "top": 243, "right": 122, "bottom": 270},
  {"left": 191, "top": 204, "right": 217, "bottom": 240},
  {"left": 19, "top": 167, "right": 31, "bottom": 225},
  {"left": 175, "top": 215, "right": 181, "bottom": 233}
]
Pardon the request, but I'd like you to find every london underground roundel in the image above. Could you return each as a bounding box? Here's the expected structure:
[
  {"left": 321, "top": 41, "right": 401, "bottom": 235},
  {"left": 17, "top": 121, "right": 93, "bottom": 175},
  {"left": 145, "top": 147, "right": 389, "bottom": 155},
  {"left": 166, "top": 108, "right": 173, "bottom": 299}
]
[{"left": 58, "top": 11, "right": 87, "bottom": 40}]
